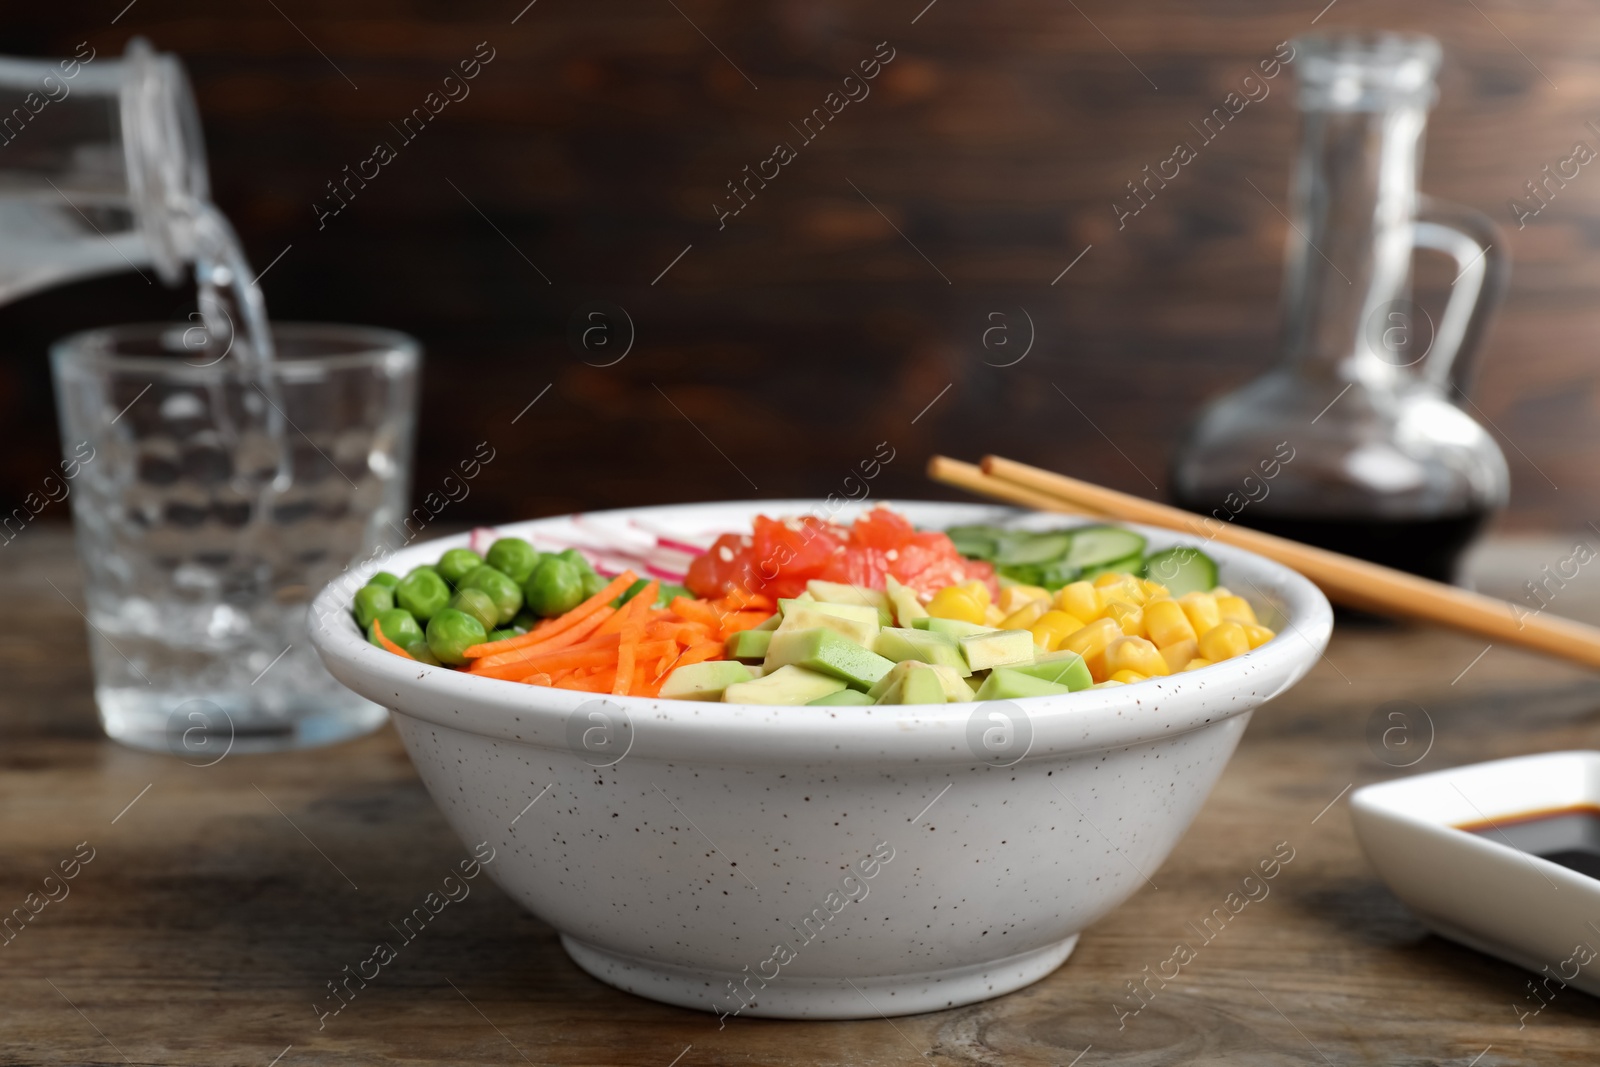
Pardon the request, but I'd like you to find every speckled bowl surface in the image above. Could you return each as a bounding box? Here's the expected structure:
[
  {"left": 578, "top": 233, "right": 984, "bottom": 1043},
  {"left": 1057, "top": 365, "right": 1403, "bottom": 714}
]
[{"left": 310, "top": 500, "right": 1331, "bottom": 1019}]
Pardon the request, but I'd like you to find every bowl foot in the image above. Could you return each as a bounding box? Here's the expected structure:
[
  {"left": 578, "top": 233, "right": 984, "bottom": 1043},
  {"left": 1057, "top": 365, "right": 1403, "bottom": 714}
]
[{"left": 560, "top": 933, "right": 1080, "bottom": 1020}]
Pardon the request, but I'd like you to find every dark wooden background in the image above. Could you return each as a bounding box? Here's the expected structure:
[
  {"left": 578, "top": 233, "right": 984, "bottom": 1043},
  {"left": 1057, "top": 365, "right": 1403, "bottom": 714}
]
[{"left": 2, "top": 0, "right": 1596, "bottom": 531}]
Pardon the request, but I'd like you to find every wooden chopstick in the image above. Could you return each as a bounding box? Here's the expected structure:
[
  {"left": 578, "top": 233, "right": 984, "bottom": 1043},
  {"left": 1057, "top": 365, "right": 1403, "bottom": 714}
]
[
  {"left": 925, "top": 457, "right": 1100, "bottom": 517},
  {"left": 925, "top": 453, "right": 1600, "bottom": 671}
]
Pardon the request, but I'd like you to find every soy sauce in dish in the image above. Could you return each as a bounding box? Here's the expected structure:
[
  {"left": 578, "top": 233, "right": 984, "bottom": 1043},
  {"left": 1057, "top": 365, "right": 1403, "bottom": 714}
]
[{"left": 1458, "top": 804, "right": 1600, "bottom": 880}]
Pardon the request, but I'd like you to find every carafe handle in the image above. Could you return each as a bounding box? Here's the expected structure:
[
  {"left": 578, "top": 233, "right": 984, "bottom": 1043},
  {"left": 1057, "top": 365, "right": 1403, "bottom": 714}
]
[{"left": 1411, "top": 196, "right": 1508, "bottom": 395}]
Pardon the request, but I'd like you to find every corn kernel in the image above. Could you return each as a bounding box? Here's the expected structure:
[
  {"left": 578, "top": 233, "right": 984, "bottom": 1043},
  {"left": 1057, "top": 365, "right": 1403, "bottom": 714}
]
[
  {"left": 1179, "top": 592, "right": 1222, "bottom": 636},
  {"left": 1105, "top": 635, "right": 1171, "bottom": 677},
  {"left": 998, "top": 585, "right": 1049, "bottom": 614},
  {"left": 959, "top": 580, "right": 992, "bottom": 610},
  {"left": 1102, "top": 601, "right": 1144, "bottom": 636},
  {"left": 1092, "top": 679, "right": 1125, "bottom": 688},
  {"left": 984, "top": 604, "right": 1006, "bottom": 626},
  {"left": 1110, "top": 669, "right": 1148, "bottom": 685},
  {"left": 1215, "top": 594, "right": 1258, "bottom": 626},
  {"left": 1055, "top": 581, "right": 1100, "bottom": 623},
  {"left": 1182, "top": 657, "right": 1213, "bottom": 671},
  {"left": 1001, "top": 600, "right": 1049, "bottom": 631},
  {"left": 1211, "top": 586, "right": 1233, "bottom": 598},
  {"left": 1093, "top": 573, "right": 1147, "bottom": 605},
  {"left": 1241, "top": 622, "right": 1276, "bottom": 649},
  {"left": 1144, "top": 598, "right": 1198, "bottom": 647},
  {"left": 1061, "top": 617, "right": 1122, "bottom": 679},
  {"left": 927, "top": 586, "right": 987, "bottom": 625},
  {"left": 1141, "top": 578, "right": 1171, "bottom": 600},
  {"left": 1198, "top": 620, "right": 1250, "bottom": 662},
  {"left": 1030, "top": 610, "right": 1086, "bottom": 650},
  {"left": 1159, "top": 637, "right": 1199, "bottom": 674}
]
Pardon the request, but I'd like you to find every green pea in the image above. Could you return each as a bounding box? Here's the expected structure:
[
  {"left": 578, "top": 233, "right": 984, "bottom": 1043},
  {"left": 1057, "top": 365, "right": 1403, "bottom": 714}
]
[
  {"left": 486, "top": 627, "right": 522, "bottom": 643},
  {"left": 368, "top": 608, "right": 423, "bottom": 649},
  {"left": 460, "top": 565, "right": 524, "bottom": 625},
  {"left": 437, "top": 547, "right": 484, "bottom": 586},
  {"left": 449, "top": 588, "right": 499, "bottom": 632},
  {"left": 353, "top": 583, "right": 394, "bottom": 628},
  {"left": 511, "top": 609, "right": 540, "bottom": 632},
  {"left": 396, "top": 568, "right": 451, "bottom": 622},
  {"left": 580, "top": 569, "right": 608, "bottom": 600},
  {"left": 524, "top": 557, "right": 584, "bottom": 617},
  {"left": 407, "top": 564, "right": 440, "bottom": 579},
  {"left": 426, "top": 608, "right": 487, "bottom": 666},
  {"left": 486, "top": 538, "right": 541, "bottom": 584},
  {"left": 557, "top": 548, "right": 596, "bottom": 576},
  {"left": 368, "top": 571, "right": 400, "bottom": 590},
  {"left": 405, "top": 640, "right": 443, "bottom": 666}
]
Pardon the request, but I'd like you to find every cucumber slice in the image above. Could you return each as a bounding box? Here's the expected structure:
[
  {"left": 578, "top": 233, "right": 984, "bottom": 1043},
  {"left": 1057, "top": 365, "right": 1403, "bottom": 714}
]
[
  {"left": 1142, "top": 546, "right": 1219, "bottom": 596},
  {"left": 1079, "top": 553, "right": 1143, "bottom": 580},
  {"left": 993, "top": 531, "right": 1072, "bottom": 566},
  {"left": 997, "top": 563, "right": 1044, "bottom": 587},
  {"left": 1064, "top": 526, "right": 1147, "bottom": 569},
  {"left": 946, "top": 525, "right": 1005, "bottom": 560},
  {"left": 948, "top": 533, "right": 998, "bottom": 560}
]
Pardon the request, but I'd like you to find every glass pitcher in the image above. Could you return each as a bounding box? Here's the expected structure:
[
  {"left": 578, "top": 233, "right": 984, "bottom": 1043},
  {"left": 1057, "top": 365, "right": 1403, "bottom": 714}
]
[
  {"left": 0, "top": 37, "right": 209, "bottom": 303},
  {"left": 1170, "top": 33, "right": 1508, "bottom": 583}
]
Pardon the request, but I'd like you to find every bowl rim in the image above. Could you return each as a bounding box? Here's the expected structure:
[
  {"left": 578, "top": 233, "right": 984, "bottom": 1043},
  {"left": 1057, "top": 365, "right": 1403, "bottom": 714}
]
[{"left": 309, "top": 499, "right": 1332, "bottom": 764}]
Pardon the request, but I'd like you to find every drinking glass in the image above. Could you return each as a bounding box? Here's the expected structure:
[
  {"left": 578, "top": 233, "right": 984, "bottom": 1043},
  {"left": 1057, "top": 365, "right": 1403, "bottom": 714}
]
[{"left": 50, "top": 323, "right": 420, "bottom": 753}]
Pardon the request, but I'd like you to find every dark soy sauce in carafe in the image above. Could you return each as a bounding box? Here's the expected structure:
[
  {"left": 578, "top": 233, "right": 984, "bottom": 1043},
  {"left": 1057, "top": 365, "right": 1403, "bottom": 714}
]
[{"left": 1459, "top": 804, "right": 1600, "bottom": 880}]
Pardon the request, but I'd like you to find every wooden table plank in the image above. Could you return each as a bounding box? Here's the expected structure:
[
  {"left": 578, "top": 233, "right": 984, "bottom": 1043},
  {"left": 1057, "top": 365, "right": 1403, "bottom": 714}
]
[{"left": 3, "top": 529, "right": 1598, "bottom": 1066}]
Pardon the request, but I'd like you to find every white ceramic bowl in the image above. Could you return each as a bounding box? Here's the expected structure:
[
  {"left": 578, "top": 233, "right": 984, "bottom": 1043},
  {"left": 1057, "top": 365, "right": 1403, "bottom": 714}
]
[{"left": 310, "top": 500, "right": 1331, "bottom": 1019}]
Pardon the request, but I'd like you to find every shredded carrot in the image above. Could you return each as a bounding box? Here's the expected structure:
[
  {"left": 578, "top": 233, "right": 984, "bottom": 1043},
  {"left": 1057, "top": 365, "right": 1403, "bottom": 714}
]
[
  {"left": 676, "top": 640, "right": 724, "bottom": 668},
  {"left": 469, "top": 607, "right": 615, "bottom": 671},
  {"left": 462, "top": 571, "right": 638, "bottom": 657},
  {"left": 566, "top": 668, "right": 618, "bottom": 692},
  {"left": 717, "top": 611, "right": 769, "bottom": 639},
  {"left": 467, "top": 634, "right": 623, "bottom": 680},
  {"left": 372, "top": 619, "right": 414, "bottom": 659},
  {"left": 668, "top": 596, "right": 721, "bottom": 628},
  {"left": 612, "top": 582, "right": 659, "bottom": 696},
  {"left": 718, "top": 589, "right": 774, "bottom": 612}
]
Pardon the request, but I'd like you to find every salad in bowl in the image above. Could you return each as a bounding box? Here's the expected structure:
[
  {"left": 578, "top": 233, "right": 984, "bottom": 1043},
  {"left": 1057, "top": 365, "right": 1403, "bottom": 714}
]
[{"left": 309, "top": 500, "right": 1328, "bottom": 1019}]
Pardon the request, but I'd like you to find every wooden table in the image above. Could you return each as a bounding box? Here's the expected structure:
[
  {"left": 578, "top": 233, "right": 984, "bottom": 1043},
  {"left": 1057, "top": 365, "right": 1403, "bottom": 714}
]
[{"left": 4, "top": 529, "right": 1599, "bottom": 1066}]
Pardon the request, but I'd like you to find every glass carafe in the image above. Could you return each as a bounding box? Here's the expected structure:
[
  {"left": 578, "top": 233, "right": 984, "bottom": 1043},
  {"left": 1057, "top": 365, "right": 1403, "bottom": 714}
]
[
  {"left": 0, "top": 37, "right": 208, "bottom": 303},
  {"left": 1171, "top": 33, "right": 1508, "bottom": 583}
]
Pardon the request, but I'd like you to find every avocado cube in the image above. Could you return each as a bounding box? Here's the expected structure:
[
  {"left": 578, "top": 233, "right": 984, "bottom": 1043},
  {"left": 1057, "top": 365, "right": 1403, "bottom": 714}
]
[
  {"left": 776, "top": 602, "right": 879, "bottom": 646},
  {"left": 873, "top": 679, "right": 904, "bottom": 705},
  {"left": 660, "top": 660, "right": 754, "bottom": 701},
  {"left": 872, "top": 627, "right": 972, "bottom": 677},
  {"left": 928, "top": 663, "right": 978, "bottom": 702},
  {"left": 925, "top": 617, "right": 991, "bottom": 638},
  {"left": 885, "top": 575, "right": 928, "bottom": 628},
  {"left": 959, "top": 629, "right": 1036, "bottom": 672},
  {"left": 910, "top": 617, "right": 934, "bottom": 630},
  {"left": 725, "top": 629, "right": 773, "bottom": 661},
  {"left": 973, "top": 667, "right": 1076, "bottom": 701},
  {"left": 806, "top": 580, "right": 893, "bottom": 621},
  {"left": 1009, "top": 650, "right": 1093, "bottom": 692},
  {"left": 724, "top": 664, "right": 847, "bottom": 705},
  {"left": 867, "top": 661, "right": 913, "bottom": 700},
  {"left": 861, "top": 660, "right": 968, "bottom": 702},
  {"left": 754, "top": 612, "right": 783, "bottom": 632},
  {"left": 807, "top": 688, "right": 875, "bottom": 707},
  {"left": 765, "top": 627, "right": 895, "bottom": 690},
  {"left": 899, "top": 663, "right": 948, "bottom": 705}
]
